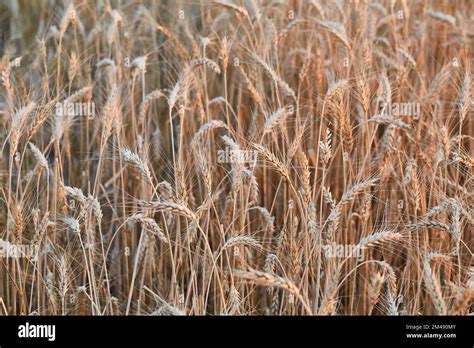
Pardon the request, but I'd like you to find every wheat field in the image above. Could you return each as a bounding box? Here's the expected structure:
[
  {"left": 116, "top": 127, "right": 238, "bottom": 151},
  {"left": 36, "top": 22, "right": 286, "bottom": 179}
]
[{"left": 0, "top": 0, "right": 472, "bottom": 316}]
